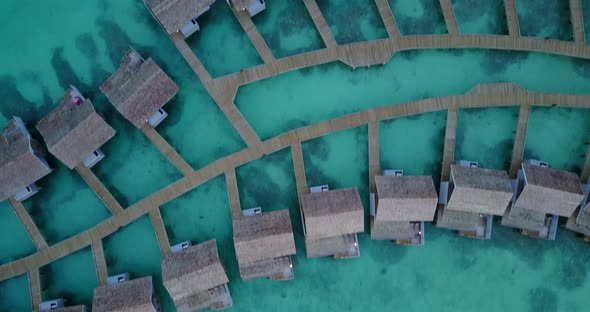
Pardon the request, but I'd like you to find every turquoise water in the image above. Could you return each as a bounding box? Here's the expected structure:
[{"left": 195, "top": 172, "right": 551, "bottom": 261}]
[
  {"left": 2, "top": 0, "right": 590, "bottom": 311},
  {"left": 252, "top": 0, "right": 325, "bottom": 58},
  {"left": 317, "top": 0, "right": 388, "bottom": 43},
  {"left": 40, "top": 247, "right": 98, "bottom": 306},
  {"left": 456, "top": 107, "right": 519, "bottom": 171},
  {"left": 452, "top": 0, "right": 509, "bottom": 35},
  {"left": 516, "top": 0, "right": 572, "bottom": 40},
  {"left": 389, "top": 0, "right": 447, "bottom": 35},
  {"left": 0, "top": 201, "right": 36, "bottom": 265}
]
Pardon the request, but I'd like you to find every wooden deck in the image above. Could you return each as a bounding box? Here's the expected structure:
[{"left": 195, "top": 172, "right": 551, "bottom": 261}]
[
  {"left": 374, "top": 0, "right": 400, "bottom": 38},
  {"left": 303, "top": 0, "right": 337, "bottom": 48},
  {"left": 149, "top": 207, "right": 171, "bottom": 256},
  {"left": 29, "top": 269, "right": 41, "bottom": 312},
  {"left": 225, "top": 169, "right": 242, "bottom": 218},
  {"left": 91, "top": 240, "right": 108, "bottom": 286},
  {"left": 169, "top": 32, "right": 212, "bottom": 83},
  {"left": 75, "top": 165, "right": 124, "bottom": 215},
  {"left": 368, "top": 120, "right": 380, "bottom": 192},
  {"left": 8, "top": 198, "right": 48, "bottom": 251},
  {"left": 504, "top": 0, "right": 520, "bottom": 36},
  {"left": 439, "top": 0, "right": 459, "bottom": 35},
  {"left": 509, "top": 104, "right": 531, "bottom": 178},
  {"left": 570, "top": 0, "right": 586, "bottom": 44},
  {"left": 291, "top": 141, "right": 308, "bottom": 197},
  {"left": 230, "top": 6, "right": 275, "bottom": 63},
  {"left": 441, "top": 107, "right": 458, "bottom": 181},
  {"left": 140, "top": 124, "right": 194, "bottom": 176}
]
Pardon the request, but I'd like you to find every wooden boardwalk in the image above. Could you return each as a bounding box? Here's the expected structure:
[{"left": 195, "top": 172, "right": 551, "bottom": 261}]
[
  {"left": 291, "top": 141, "right": 308, "bottom": 197},
  {"left": 581, "top": 145, "right": 590, "bottom": 183},
  {"left": 75, "top": 165, "right": 124, "bottom": 215},
  {"left": 4, "top": 82, "right": 590, "bottom": 280},
  {"left": 8, "top": 198, "right": 48, "bottom": 251},
  {"left": 439, "top": 0, "right": 459, "bottom": 35},
  {"left": 441, "top": 107, "right": 458, "bottom": 181},
  {"left": 149, "top": 207, "right": 171, "bottom": 256},
  {"left": 91, "top": 240, "right": 108, "bottom": 286},
  {"left": 29, "top": 269, "right": 41, "bottom": 312},
  {"left": 230, "top": 7, "right": 275, "bottom": 63},
  {"left": 570, "top": 0, "right": 586, "bottom": 44},
  {"left": 216, "top": 103, "right": 262, "bottom": 147},
  {"left": 368, "top": 120, "right": 380, "bottom": 192},
  {"left": 303, "top": 0, "right": 337, "bottom": 48},
  {"left": 509, "top": 104, "right": 530, "bottom": 178},
  {"left": 225, "top": 169, "right": 242, "bottom": 218},
  {"left": 374, "top": 0, "right": 400, "bottom": 38},
  {"left": 140, "top": 124, "right": 194, "bottom": 176},
  {"left": 169, "top": 33, "right": 212, "bottom": 83},
  {"left": 504, "top": 0, "right": 520, "bottom": 36}
]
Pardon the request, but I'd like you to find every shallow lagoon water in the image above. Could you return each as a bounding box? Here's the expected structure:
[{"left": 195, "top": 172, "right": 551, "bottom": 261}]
[{"left": 2, "top": 0, "right": 590, "bottom": 311}]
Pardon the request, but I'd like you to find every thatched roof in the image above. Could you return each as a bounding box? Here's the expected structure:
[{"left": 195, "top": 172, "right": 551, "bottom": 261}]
[
  {"left": 305, "top": 234, "right": 357, "bottom": 258},
  {"left": 92, "top": 276, "right": 157, "bottom": 312},
  {"left": 436, "top": 206, "right": 482, "bottom": 232},
  {"left": 375, "top": 175, "right": 437, "bottom": 222},
  {"left": 36, "top": 87, "right": 116, "bottom": 169},
  {"left": 514, "top": 164, "right": 584, "bottom": 216},
  {"left": 53, "top": 306, "right": 86, "bottom": 312},
  {"left": 233, "top": 209, "right": 296, "bottom": 267},
  {"left": 237, "top": 256, "right": 291, "bottom": 281},
  {"left": 501, "top": 205, "right": 547, "bottom": 232},
  {"left": 144, "top": 0, "right": 215, "bottom": 35},
  {"left": 371, "top": 220, "right": 415, "bottom": 240},
  {"left": 300, "top": 188, "right": 364, "bottom": 240},
  {"left": 162, "top": 239, "right": 228, "bottom": 310},
  {"left": 0, "top": 117, "right": 52, "bottom": 201},
  {"left": 566, "top": 205, "right": 590, "bottom": 236},
  {"left": 100, "top": 48, "right": 179, "bottom": 128},
  {"left": 446, "top": 165, "right": 512, "bottom": 215}
]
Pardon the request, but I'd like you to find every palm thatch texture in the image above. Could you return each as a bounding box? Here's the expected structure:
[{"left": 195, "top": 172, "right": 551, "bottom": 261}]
[
  {"left": 92, "top": 276, "right": 159, "bottom": 312},
  {"left": 0, "top": 117, "right": 52, "bottom": 201},
  {"left": 36, "top": 86, "right": 116, "bottom": 169},
  {"left": 144, "top": 0, "right": 215, "bottom": 35}
]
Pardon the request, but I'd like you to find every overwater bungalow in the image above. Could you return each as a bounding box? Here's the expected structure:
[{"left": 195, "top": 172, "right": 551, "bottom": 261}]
[
  {"left": 100, "top": 48, "right": 179, "bottom": 129},
  {"left": 566, "top": 177, "right": 590, "bottom": 240},
  {"left": 437, "top": 162, "right": 512, "bottom": 239},
  {"left": 233, "top": 209, "right": 296, "bottom": 281},
  {"left": 0, "top": 117, "right": 52, "bottom": 202},
  {"left": 300, "top": 187, "right": 364, "bottom": 258},
  {"left": 93, "top": 275, "right": 160, "bottom": 312},
  {"left": 227, "top": 0, "right": 266, "bottom": 17},
  {"left": 39, "top": 300, "right": 86, "bottom": 312},
  {"left": 502, "top": 161, "right": 584, "bottom": 240},
  {"left": 144, "top": 0, "right": 215, "bottom": 38},
  {"left": 161, "top": 239, "right": 232, "bottom": 312},
  {"left": 370, "top": 171, "right": 438, "bottom": 245},
  {"left": 36, "top": 86, "right": 116, "bottom": 169}
]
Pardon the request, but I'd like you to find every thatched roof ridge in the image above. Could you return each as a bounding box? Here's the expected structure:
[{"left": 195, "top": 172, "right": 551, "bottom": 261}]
[
  {"left": 514, "top": 165, "right": 584, "bottom": 216},
  {"left": 100, "top": 48, "right": 179, "bottom": 128},
  {"left": 162, "top": 239, "right": 228, "bottom": 308},
  {"left": 36, "top": 87, "right": 116, "bottom": 169},
  {"left": 144, "top": 0, "right": 215, "bottom": 34},
  {"left": 92, "top": 276, "right": 156, "bottom": 312},
  {"left": 233, "top": 209, "right": 296, "bottom": 265},
  {"left": 375, "top": 175, "right": 437, "bottom": 221},
  {"left": 0, "top": 117, "right": 52, "bottom": 201},
  {"left": 301, "top": 188, "right": 364, "bottom": 239}
]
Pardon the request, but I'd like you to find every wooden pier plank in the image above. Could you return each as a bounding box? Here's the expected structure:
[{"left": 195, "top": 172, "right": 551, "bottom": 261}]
[
  {"left": 230, "top": 6, "right": 275, "bottom": 63},
  {"left": 225, "top": 169, "right": 242, "bottom": 218},
  {"left": 29, "top": 269, "right": 42, "bottom": 312},
  {"left": 303, "top": 0, "right": 338, "bottom": 48},
  {"left": 8, "top": 198, "right": 48, "bottom": 251},
  {"left": 75, "top": 165, "right": 124, "bottom": 215},
  {"left": 509, "top": 104, "right": 531, "bottom": 178},
  {"left": 140, "top": 124, "right": 194, "bottom": 176},
  {"left": 169, "top": 33, "right": 213, "bottom": 83},
  {"left": 149, "top": 207, "right": 172, "bottom": 256},
  {"left": 291, "top": 141, "right": 308, "bottom": 196},
  {"left": 439, "top": 0, "right": 459, "bottom": 35},
  {"left": 570, "top": 0, "right": 586, "bottom": 44},
  {"left": 91, "top": 240, "right": 108, "bottom": 286},
  {"left": 368, "top": 120, "right": 380, "bottom": 192},
  {"left": 441, "top": 107, "right": 458, "bottom": 181},
  {"left": 580, "top": 144, "right": 590, "bottom": 183},
  {"left": 374, "top": 0, "right": 401, "bottom": 37},
  {"left": 504, "top": 0, "right": 520, "bottom": 36}
]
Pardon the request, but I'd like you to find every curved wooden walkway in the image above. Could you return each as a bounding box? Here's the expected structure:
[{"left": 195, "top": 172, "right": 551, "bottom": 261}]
[{"left": 3, "top": 82, "right": 590, "bottom": 281}]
